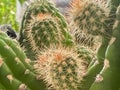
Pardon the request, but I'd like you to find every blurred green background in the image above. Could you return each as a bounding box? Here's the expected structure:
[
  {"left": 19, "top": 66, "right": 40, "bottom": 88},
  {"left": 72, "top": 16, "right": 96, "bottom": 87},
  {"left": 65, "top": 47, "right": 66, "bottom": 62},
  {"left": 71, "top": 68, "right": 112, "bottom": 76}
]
[{"left": 0, "top": 0, "right": 19, "bottom": 31}]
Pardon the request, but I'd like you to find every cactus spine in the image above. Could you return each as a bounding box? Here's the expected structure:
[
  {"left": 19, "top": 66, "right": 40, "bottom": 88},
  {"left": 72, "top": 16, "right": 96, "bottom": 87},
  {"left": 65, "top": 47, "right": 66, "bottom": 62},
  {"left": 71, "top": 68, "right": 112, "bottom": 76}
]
[
  {"left": 34, "top": 46, "right": 93, "bottom": 90},
  {"left": 90, "top": 4, "right": 120, "bottom": 90},
  {"left": 69, "top": 0, "right": 109, "bottom": 36},
  {"left": 68, "top": 0, "right": 116, "bottom": 89},
  {"left": 19, "top": 0, "right": 73, "bottom": 60},
  {"left": 0, "top": 31, "right": 46, "bottom": 90}
]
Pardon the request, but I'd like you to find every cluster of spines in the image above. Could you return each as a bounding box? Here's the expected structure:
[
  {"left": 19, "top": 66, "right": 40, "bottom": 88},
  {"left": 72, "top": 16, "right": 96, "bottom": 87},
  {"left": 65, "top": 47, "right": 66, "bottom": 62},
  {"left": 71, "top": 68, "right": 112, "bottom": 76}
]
[
  {"left": 73, "top": 30, "right": 95, "bottom": 47},
  {"left": 90, "top": 5, "right": 120, "bottom": 90},
  {"left": 69, "top": 0, "right": 109, "bottom": 36},
  {"left": 34, "top": 46, "right": 89, "bottom": 90}
]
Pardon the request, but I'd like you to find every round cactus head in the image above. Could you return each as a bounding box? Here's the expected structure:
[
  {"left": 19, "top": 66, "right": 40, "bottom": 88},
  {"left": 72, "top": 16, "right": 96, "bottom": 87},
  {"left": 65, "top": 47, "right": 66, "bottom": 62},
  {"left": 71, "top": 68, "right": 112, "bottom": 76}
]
[
  {"left": 22, "top": 13, "right": 65, "bottom": 51},
  {"left": 19, "top": 0, "right": 73, "bottom": 60},
  {"left": 34, "top": 46, "right": 90, "bottom": 90},
  {"left": 69, "top": 0, "right": 109, "bottom": 36}
]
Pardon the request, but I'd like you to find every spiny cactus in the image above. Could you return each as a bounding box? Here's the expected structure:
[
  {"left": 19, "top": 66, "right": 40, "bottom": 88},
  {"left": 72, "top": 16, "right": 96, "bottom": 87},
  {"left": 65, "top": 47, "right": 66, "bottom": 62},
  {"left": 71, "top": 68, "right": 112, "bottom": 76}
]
[
  {"left": 34, "top": 46, "right": 96, "bottom": 90},
  {"left": 68, "top": 0, "right": 119, "bottom": 90},
  {"left": 90, "top": 5, "right": 120, "bottom": 90},
  {"left": 77, "top": 46, "right": 95, "bottom": 67},
  {"left": 19, "top": 0, "right": 73, "bottom": 60},
  {"left": 0, "top": 55, "right": 31, "bottom": 90},
  {"left": 0, "top": 31, "right": 46, "bottom": 90},
  {"left": 69, "top": 0, "right": 109, "bottom": 36},
  {"left": 68, "top": 0, "right": 107, "bottom": 52}
]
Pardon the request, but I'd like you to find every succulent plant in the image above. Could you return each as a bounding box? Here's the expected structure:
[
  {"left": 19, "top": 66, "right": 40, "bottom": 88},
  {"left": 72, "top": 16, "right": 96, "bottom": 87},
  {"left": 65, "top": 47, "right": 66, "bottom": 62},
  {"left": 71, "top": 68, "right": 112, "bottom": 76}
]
[
  {"left": 34, "top": 46, "right": 93, "bottom": 90},
  {"left": 68, "top": 0, "right": 120, "bottom": 90},
  {"left": 90, "top": 5, "right": 120, "bottom": 90},
  {"left": 0, "top": 31, "right": 46, "bottom": 90},
  {"left": 69, "top": 0, "right": 109, "bottom": 36},
  {"left": 19, "top": 0, "right": 73, "bottom": 60},
  {"left": 0, "top": 0, "right": 119, "bottom": 90}
]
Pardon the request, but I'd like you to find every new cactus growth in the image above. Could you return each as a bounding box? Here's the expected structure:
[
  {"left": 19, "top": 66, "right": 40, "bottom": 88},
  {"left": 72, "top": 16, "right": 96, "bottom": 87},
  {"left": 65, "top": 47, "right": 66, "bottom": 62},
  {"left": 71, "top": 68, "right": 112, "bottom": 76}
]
[
  {"left": 77, "top": 46, "right": 95, "bottom": 66},
  {"left": 19, "top": 0, "right": 73, "bottom": 60},
  {"left": 34, "top": 46, "right": 93, "bottom": 90},
  {"left": 0, "top": 31, "right": 46, "bottom": 90}
]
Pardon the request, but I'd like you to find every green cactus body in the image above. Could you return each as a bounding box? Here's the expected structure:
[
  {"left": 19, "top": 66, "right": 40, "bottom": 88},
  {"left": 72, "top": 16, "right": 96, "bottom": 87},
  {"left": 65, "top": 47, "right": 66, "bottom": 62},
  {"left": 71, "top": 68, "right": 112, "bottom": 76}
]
[
  {"left": 0, "top": 35, "right": 33, "bottom": 72},
  {"left": 19, "top": 0, "right": 73, "bottom": 60},
  {"left": 0, "top": 31, "right": 46, "bottom": 90},
  {"left": 69, "top": 0, "right": 108, "bottom": 51},
  {"left": 34, "top": 47, "right": 88, "bottom": 90},
  {"left": 77, "top": 46, "right": 95, "bottom": 66},
  {"left": 0, "top": 55, "right": 30, "bottom": 90},
  {"left": 69, "top": 0, "right": 108, "bottom": 36},
  {"left": 69, "top": 0, "right": 119, "bottom": 90},
  {"left": 90, "top": 5, "right": 120, "bottom": 90},
  {"left": 0, "top": 82, "right": 6, "bottom": 90}
]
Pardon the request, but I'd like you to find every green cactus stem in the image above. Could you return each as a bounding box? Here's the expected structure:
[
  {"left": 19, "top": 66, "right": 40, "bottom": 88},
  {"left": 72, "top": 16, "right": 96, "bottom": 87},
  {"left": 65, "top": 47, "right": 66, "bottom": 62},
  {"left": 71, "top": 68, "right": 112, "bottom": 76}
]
[
  {"left": 77, "top": 46, "right": 95, "bottom": 66},
  {"left": 69, "top": 0, "right": 109, "bottom": 36},
  {"left": 0, "top": 56, "right": 30, "bottom": 90},
  {"left": 69, "top": 0, "right": 119, "bottom": 89},
  {"left": 0, "top": 35, "right": 33, "bottom": 72},
  {"left": 19, "top": 0, "right": 73, "bottom": 60},
  {"left": 34, "top": 46, "right": 88, "bottom": 90},
  {"left": 0, "top": 31, "right": 46, "bottom": 90},
  {"left": 90, "top": 5, "right": 120, "bottom": 90}
]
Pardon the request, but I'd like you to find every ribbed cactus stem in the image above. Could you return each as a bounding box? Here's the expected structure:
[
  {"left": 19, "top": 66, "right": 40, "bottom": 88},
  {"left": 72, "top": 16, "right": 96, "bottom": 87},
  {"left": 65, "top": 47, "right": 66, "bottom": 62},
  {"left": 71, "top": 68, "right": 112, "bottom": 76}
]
[
  {"left": 0, "top": 32, "right": 46, "bottom": 90},
  {"left": 19, "top": 0, "right": 73, "bottom": 60},
  {"left": 34, "top": 46, "right": 88, "bottom": 90},
  {"left": 0, "top": 36, "right": 33, "bottom": 72},
  {"left": 83, "top": 0, "right": 120, "bottom": 89},
  {"left": 69, "top": 0, "right": 109, "bottom": 36},
  {"left": 0, "top": 56, "right": 30, "bottom": 90},
  {"left": 90, "top": 5, "right": 120, "bottom": 90}
]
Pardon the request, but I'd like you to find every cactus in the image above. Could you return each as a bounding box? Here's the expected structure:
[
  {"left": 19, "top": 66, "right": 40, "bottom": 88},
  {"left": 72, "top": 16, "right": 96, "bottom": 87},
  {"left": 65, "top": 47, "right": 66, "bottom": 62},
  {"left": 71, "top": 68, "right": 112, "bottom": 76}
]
[
  {"left": 90, "top": 5, "right": 120, "bottom": 90},
  {"left": 34, "top": 47, "right": 87, "bottom": 90},
  {"left": 0, "top": 55, "right": 31, "bottom": 90},
  {"left": 19, "top": 0, "right": 73, "bottom": 60},
  {"left": 68, "top": 0, "right": 107, "bottom": 49},
  {"left": 68, "top": 0, "right": 120, "bottom": 90},
  {"left": 68, "top": 0, "right": 111, "bottom": 69},
  {"left": 77, "top": 46, "right": 95, "bottom": 67},
  {"left": 34, "top": 46, "right": 94, "bottom": 90},
  {"left": 0, "top": 82, "right": 6, "bottom": 90},
  {"left": 0, "top": 31, "right": 46, "bottom": 90},
  {"left": 69, "top": 0, "right": 109, "bottom": 36}
]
